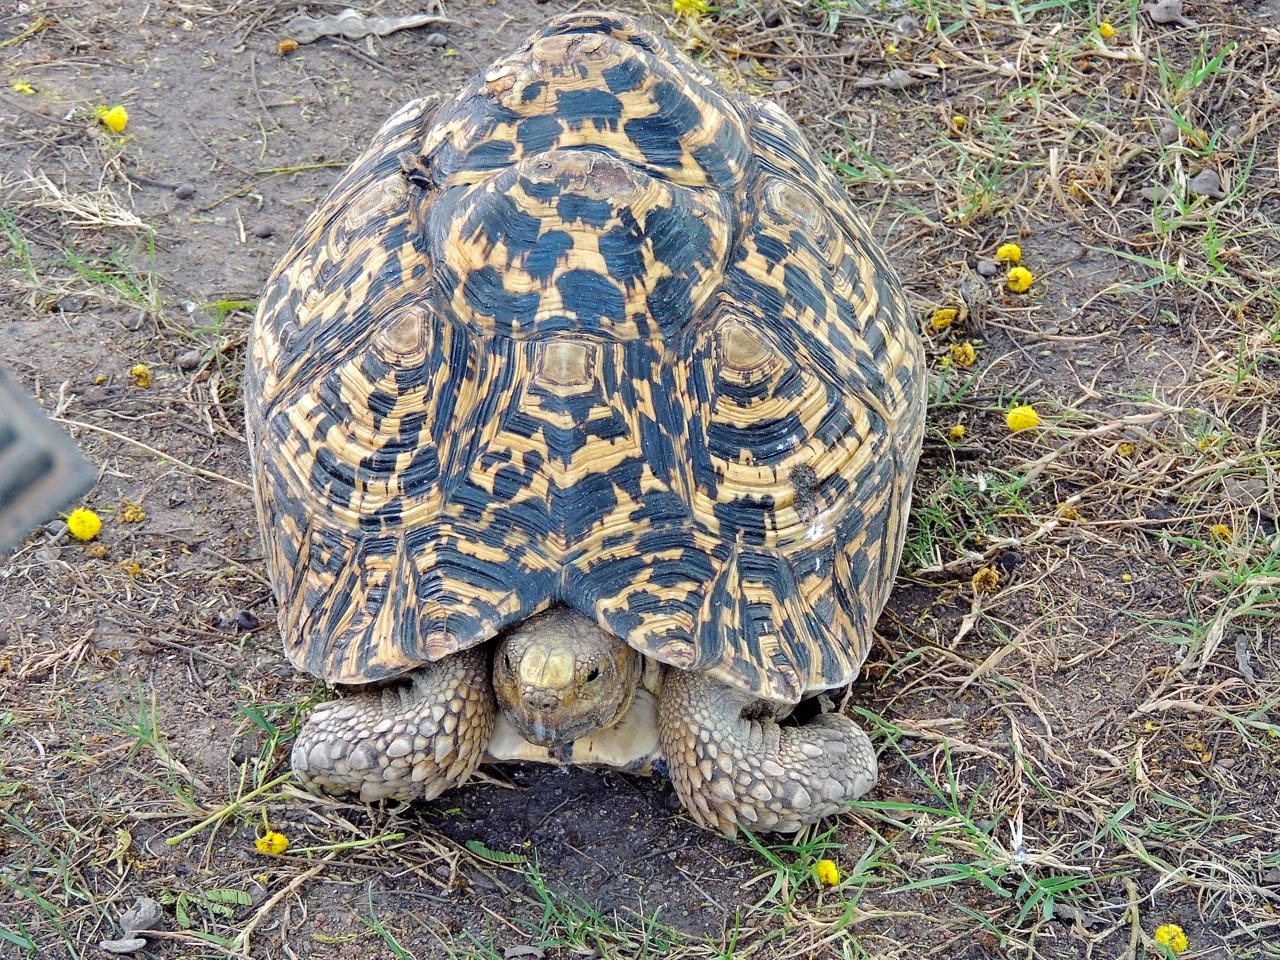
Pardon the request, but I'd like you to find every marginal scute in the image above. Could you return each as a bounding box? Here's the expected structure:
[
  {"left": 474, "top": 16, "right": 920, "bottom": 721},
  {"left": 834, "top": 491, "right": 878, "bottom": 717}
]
[{"left": 245, "top": 11, "right": 926, "bottom": 704}]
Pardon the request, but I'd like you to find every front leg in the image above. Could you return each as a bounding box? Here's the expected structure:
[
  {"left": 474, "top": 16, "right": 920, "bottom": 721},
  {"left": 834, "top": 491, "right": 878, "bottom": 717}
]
[
  {"left": 292, "top": 648, "right": 495, "bottom": 803},
  {"left": 657, "top": 670, "right": 877, "bottom": 836}
]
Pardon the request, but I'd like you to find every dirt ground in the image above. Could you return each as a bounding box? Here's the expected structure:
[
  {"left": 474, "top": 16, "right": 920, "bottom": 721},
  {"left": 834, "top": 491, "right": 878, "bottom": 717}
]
[{"left": 1, "top": 0, "right": 1278, "bottom": 958}]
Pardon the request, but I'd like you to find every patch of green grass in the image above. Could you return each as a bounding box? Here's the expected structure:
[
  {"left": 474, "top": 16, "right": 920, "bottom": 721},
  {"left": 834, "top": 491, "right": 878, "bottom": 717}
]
[
  {"left": 905, "top": 464, "right": 1036, "bottom": 569},
  {"left": 363, "top": 901, "right": 417, "bottom": 959},
  {"left": 96, "top": 688, "right": 200, "bottom": 808},
  {"left": 192, "top": 298, "right": 256, "bottom": 340},
  {"left": 0, "top": 922, "right": 37, "bottom": 957},
  {"left": 1154, "top": 37, "right": 1238, "bottom": 105},
  {"left": 827, "top": 135, "right": 900, "bottom": 188},
  {"left": 520, "top": 861, "right": 685, "bottom": 958},
  {"left": 0, "top": 804, "right": 105, "bottom": 960},
  {"left": 809, "top": 0, "right": 854, "bottom": 35},
  {"left": 0, "top": 208, "right": 37, "bottom": 284},
  {"left": 746, "top": 825, "right": 846, "bottom": 909},
  {"left": 60, "top": 236, "right": 161, "bottom": 314},
  {"left": 847, "top": 719, "right": 1108, "bottom": 937},
  {"left": 234, "top": 696, "right": 304, "bottom": 782}
]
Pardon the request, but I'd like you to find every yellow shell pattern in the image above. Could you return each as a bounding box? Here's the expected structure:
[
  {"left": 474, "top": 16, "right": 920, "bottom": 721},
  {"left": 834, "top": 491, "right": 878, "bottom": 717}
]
[{"left": 244, "top": 13, "right": 926, "bottom": 704}]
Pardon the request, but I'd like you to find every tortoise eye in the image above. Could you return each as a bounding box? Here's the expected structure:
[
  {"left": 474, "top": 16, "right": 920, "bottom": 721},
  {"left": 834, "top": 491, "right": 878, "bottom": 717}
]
[
  {"left": 585, "top": 666, "right": 601, "bottom": 683},
  {"left": 503, "top": 652, "right": 513, "bottom": 673}
]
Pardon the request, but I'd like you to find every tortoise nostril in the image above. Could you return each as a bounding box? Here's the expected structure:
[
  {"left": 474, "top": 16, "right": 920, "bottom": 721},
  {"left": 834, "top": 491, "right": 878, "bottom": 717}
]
[{"left": 527, "top": 689, "right": 557, "bottom": 710}]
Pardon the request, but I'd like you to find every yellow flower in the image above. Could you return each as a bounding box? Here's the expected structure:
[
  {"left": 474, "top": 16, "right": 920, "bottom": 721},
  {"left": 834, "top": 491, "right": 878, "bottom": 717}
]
[
  {"left": 972, "top": 567, "right": 999, "bottom": 593},
  {"left": 947, "top": 424, "right": 966, "bottom": 441},
  {"left": 1117, "top": 441, "right": 1136, "bottom": 458},
  {"left": 995, "top": 242, "right": 1022, "bottom": 264},
  {"left": 1006, "top": 405, "right": 1040, "bottom": 432},
  {"left": 119, "top": 502, "right": 147, "bottom": 523},
  {"left": 814, "top": 859, "right": 840, "bottom": 887},
  {"left": 1196, "top": 434, "right": 1218, "bottom": 451},
  {"left": 1153, "top": 924, "right": 1188, "bottom": 954},
  {"left": 672, "top": 0, "right": 710, "bottom": 17},
  {"left": 1006, "top": 266, "right": 1034, "bottom": 293},
  {"left": 1098, "top": 21, "right": 1117, "bottom": 39},
  {"left": 255, "top": 831, "right": 289, "bottom": 856},
  {"left": 120, "top": 559, "right": 143, "bottom": 578},
  {"left": 10, "top": 81, "right": 35, "bottom": 95},
  {"left": 98, "top": 105, "right": 129, "bottom": 134},
  {"left": 66, "top": 508, "right": 103, "bottom": 542},
  {"left": 951, "top": 115, "right": 967, "bottom": 130},
  {"left": 949, "top": 341, "right": 976, "bottom": 367},
  {"left": 885, "top": 42, "right": 899, "bottom": 55},
  {"left": 1209, "top": 523, "right": 1232, "bottom": 541},
  {"left": 129, "top": 363, "right": 152, "bottom": 389},
  {"left": 929, "top": 307, "right": 959, "bottom": 332},
  {"left": 1057, "top": 502, "right": 1080, "bottom": 520},
  {"left": 277, "top": 38, "right": 298, "bottom": 55}
]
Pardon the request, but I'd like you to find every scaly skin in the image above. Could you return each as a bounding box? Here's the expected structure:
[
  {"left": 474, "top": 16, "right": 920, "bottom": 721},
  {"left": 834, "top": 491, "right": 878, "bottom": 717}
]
[
  {"left": 492, "top": 609, "right": 641, "bottom": 746},
  {"left": 657, "top": 669, "right": 877, "bottom": 837},
  {"left": 292, "top": 648, "right": 494, "bottom": 803},
  {"left": 492, "top": 611, "right": 876, "bottom": 836}
]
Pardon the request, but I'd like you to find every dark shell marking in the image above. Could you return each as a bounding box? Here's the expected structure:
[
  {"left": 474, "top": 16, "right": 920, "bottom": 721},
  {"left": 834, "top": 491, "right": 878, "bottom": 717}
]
[{"left": 244, "top": 12, "right": 926, "bottom": 705}]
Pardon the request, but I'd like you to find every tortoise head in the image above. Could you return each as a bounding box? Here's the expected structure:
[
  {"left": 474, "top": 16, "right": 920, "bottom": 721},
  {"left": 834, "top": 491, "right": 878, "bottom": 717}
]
[{"left": 493, "top": 608, "right": 640, "bottom": 747}]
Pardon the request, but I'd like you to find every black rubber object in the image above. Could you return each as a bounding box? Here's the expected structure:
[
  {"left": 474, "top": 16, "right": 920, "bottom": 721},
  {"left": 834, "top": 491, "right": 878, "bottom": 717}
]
[{"left": 0, "top": 365, "right": 95, "bottom": 554}]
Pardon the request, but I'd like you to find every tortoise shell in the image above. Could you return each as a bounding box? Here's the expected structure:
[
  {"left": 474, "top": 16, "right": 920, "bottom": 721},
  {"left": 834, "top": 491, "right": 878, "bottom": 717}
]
[{"left": 244, "top": 12, "right": 926, "bottom": 705}]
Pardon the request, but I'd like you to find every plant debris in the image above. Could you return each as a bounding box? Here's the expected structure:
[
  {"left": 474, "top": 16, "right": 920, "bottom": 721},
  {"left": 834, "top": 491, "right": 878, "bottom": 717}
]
[{"left": 283, "top": 8, "right": 452, "bottom": 45}]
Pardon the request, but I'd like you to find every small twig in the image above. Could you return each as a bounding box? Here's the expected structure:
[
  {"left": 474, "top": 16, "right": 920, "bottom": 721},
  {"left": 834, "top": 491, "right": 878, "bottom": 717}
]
[
  {"left": 234, "top": 853, "right": 336, "bottom": 957},
  {"left": 165, "top": 772, "right": 294, "bottom": 846},
  {"left": 51, "top": 416, "right": 252, "bottom": 492}
]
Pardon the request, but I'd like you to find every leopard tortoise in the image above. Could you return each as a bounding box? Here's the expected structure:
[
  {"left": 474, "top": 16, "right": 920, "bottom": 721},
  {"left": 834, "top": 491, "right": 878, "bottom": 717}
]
[{"left": 245, "top": 11, "right": 925, "bottom": 837}]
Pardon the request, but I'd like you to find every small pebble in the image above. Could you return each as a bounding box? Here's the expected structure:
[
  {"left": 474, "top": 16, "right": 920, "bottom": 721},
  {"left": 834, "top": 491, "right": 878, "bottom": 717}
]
[
  {"left": 98, "top": 937, "right": 148, "bottom": 955},
  {"left": 233, "top": 609, "right": 260, "bottom": 631},
  {"left": 996, "top": 550, "right": 1023, "bottom": 574},
  {"left": 893, "top": 14, "right": 921, "bottom": 36},
  {"left": 119, "top": 897, "right": 164, "bottom": 936},
  {"left": 1144, "top": 0, "right": 1197, "bottom": 26},
  {"left": 1188, "top": 169, "right": 1226, "bottom": 199},
  {"left": 251, "top": 222, "right": 275, "bottom": 239},
  {"left": 425, "top": 32, "right": 448, "bottom": 47},
  {"left": 177, "top": 349, "right": 201, "bottom": 370},
  {"left": 1158, "top": 121, "right": 1180, "bottom": 145},
  {"left": 976, "top": 258, "right": 1000, "bottom": 277},
  {"left": 174, "top": 183, "right": 196, "bottom": 200}
]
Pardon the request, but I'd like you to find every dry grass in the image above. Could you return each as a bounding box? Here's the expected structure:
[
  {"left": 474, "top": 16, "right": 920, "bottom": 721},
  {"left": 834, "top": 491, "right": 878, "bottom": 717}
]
[{"left": 1, "top": 0, "right": 1277, "bottom": 958}]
